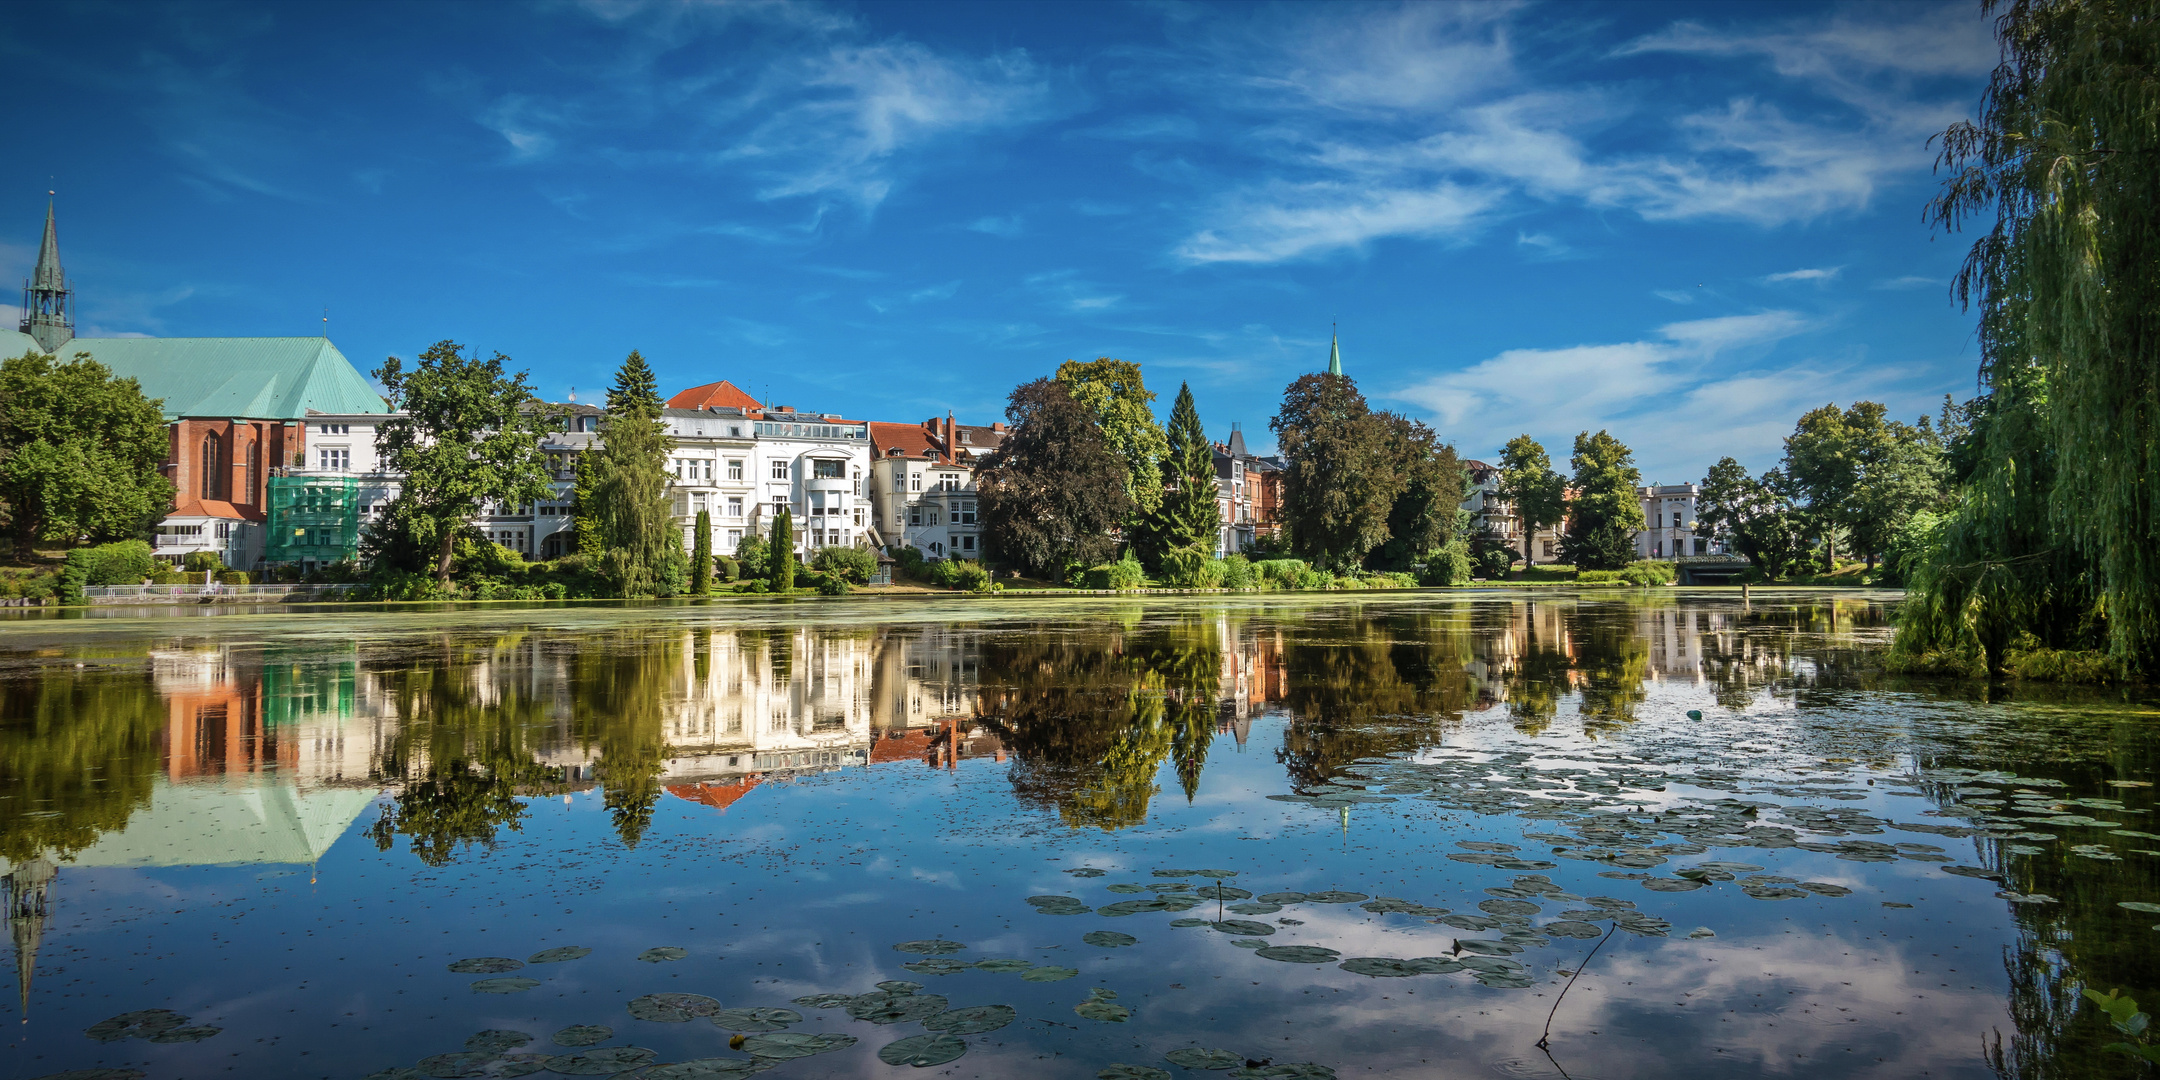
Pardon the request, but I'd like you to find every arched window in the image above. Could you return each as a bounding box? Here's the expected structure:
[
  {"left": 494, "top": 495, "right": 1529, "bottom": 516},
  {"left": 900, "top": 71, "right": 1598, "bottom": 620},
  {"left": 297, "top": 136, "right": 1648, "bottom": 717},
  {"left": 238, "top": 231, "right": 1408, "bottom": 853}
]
[
  {"left": 200, "top": 433, "right": 221, "bottom": 500},
  {"left": 245, "top": 438, "right": 261, "bottom": 505}
]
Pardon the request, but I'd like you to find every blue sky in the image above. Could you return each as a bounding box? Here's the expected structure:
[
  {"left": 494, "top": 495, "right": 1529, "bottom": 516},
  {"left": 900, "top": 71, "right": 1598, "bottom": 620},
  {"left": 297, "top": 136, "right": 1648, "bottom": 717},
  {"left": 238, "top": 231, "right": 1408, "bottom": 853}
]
[{"left": 0, "top": 1, "right": 1996, "bottom": 481}]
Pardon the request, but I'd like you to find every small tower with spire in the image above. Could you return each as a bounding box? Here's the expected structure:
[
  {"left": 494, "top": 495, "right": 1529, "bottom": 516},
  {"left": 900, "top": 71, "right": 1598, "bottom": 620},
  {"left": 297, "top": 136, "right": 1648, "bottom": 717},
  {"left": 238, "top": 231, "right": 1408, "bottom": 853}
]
[
  {"left": 1326, "top": 326, "right": 1343, "bottom": 377},
  {"left": 20, "top": 197, "right": 73, "bottom": 353}
]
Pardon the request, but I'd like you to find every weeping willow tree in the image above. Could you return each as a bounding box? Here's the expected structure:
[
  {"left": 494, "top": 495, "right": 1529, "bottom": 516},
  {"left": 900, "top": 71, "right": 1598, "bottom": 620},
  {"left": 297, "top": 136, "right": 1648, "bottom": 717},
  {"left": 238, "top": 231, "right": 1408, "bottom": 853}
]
[{"left": 1893, "top": 0, "right": 2160, "bottom": 679}]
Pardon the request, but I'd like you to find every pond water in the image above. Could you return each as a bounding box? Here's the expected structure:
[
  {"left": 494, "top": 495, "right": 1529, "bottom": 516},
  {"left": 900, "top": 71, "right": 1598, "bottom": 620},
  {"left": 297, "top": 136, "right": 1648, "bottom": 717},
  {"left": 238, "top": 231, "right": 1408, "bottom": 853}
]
[{"left": 1, "top": 591, "right": 2156, "bottom": 1080}]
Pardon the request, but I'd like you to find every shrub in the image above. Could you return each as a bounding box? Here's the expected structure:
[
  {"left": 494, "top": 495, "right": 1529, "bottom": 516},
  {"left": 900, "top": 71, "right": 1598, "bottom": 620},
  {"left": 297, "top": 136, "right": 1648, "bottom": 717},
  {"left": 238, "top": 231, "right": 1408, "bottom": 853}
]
[
  {"left": 1160, "top": 545, "right": 1209, "bottom": 587},
  {"left": 66, "top": 540, "right": 157, "bottom": 587},
  {"left": 1296, "top": 566, "right": 1334, "bottom": 591},
  {"left": 954, "top": 560, "right": 991, "bottom": 592},
  {"left": 1254, "top": 559, "right": 1308, "bottom": 590},
  {"left": 1365, "top": 571, "right": 1420, "bottom": 589},
  {"left": 1623, "top": 560, "right": 1677, "bottom": 585},
  {"left": 715, "top": 555, "right": 740, "bottom": 583},
  {"left": 1083, "top": 556, "right": 1147, "bottom": 591},
  {"left": 736, "top": 533, "right": 770, "bottom": 571},
  {"left": 1194, "top": 558, "right": 1227, "bottom": 589},
  {"left": 926, "top": 559, "right": 961, "bottom": 589},
  {"left": 1577, "top": 569, "right": 1622, "bottom": 583},
  {"left": 2002, "top": 633, "right": 2121, "bottom": 683},
  {"left": 738, "top": 578, "right": 770, "bottom": 594},
  {"left": 1421, "top": 540, "right": 1472, "bottom": 587},
  {"left": 1219, "top": 554, "right": 1254, "bottom": 589},
  {"left": 816, "top": 572, "right": 850, "bottom": 596},
  {"left": 814, "top": 545, "right": 877, "bottom": 585},
  {"left": 182, "top": 551, "right": 224, "bottom": 574},
  {"left": 217, "top": 571, "right": 251, "bottom": 586},
  {"left": 889, "top": 544, "right": 927, "bottom": 576}
]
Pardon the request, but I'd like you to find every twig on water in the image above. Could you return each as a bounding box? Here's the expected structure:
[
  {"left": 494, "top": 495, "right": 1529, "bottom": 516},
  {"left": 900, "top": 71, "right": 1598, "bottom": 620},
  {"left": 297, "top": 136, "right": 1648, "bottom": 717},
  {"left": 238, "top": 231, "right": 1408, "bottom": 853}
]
[{"left": 1538, "top": 922, "right": 1617, "bottom": 1050}]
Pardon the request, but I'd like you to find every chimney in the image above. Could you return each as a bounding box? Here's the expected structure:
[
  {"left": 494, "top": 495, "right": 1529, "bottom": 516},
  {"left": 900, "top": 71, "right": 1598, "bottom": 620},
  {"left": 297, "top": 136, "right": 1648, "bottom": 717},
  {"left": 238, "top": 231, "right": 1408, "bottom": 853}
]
[
  {"left": 946, "top": 412, "right": 955, "bottom": 454},
  {"left": 991, "top": 422, "right": 1005, "bottom": 434}
]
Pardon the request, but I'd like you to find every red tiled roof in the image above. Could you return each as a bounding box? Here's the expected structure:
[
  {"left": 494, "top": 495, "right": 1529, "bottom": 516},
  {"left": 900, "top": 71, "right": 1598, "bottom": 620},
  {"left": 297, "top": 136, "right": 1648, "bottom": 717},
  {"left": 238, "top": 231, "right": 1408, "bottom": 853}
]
[
  {"left": 869, "top": 421, "right": 939, "bottom": 460},
  {"left": 870, "top": 728, "right": 936, "bottom": 764},
  {"left": 169, "top": 499, "right": 261, "bottom": 522},
  {"left": 665, "top": 775, "right": 763, "bottom": 812},
  {"left": 668, "top": 380, "right": 763, "bottom": 412}
]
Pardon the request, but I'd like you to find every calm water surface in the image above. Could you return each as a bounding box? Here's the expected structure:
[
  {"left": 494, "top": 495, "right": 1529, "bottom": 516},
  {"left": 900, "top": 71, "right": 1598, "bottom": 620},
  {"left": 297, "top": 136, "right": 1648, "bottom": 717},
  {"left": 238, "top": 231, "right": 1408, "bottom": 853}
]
[{"left": 2, "top": 592, "right": 2156, "bottom": 1080}]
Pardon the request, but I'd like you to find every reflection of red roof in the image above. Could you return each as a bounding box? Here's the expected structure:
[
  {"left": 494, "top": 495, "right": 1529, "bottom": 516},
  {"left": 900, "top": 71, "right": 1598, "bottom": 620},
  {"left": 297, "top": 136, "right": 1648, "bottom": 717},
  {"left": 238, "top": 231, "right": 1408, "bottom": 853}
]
[
  {"left": 666, "top": 774, "right": 763, "bottom": 812},
  {"left": 668, "top": 380, "right": 763, "bottom": 412},
  {"left": 869, "top": 422, "right": 938, "bottom": 460},
  {"left": 169, "top": 499, "right": 261, "bottom": 522},
  {"left": 870, "top": 728, "right": 935, "bottom": 763}
]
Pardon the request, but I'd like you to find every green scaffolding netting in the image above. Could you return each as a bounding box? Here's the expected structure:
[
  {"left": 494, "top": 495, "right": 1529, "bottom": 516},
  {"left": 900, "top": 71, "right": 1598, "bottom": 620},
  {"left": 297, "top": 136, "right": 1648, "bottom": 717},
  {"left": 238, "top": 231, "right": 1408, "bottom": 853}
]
[{"left": 263, "top": 476, "right": 360, "bottom": 564}]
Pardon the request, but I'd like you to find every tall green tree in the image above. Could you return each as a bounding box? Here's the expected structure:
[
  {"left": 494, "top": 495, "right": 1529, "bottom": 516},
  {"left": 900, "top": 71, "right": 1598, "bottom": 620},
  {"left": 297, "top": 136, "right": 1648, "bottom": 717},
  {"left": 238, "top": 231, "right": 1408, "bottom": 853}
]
[
  {"left": 691, "top": 508, "right": 713, "bottom": 595},
  {"left": 1270, "top": 373, "right": 1401, "bottom": 570},
  {"left": 1895, "top": 0, "right": 2160, "bottom": 675},
  {"left": 1054, "top": 358, "right": 1169, "bottom": 523},
  {"left": 1698, "top": 457, "right": 1808, "bottom": 577},
  {"left": 373, "top": 342, "right": 561, "bottom": 587},
  {"left": 582, "top": 351, "right": 680, "bottom": 597},
  {"left": 768, "top": 508, "right": 795, "bottom": 591},
  {"left": 1143, "top": 382, "right": 1221, "bottom": 575},
  {"left": 1371, "top": 413, "right": 1465, "bottom": 572},
  {"left": 0, "top": 350, "right": 170, "bottom": 546},
  {"left": 1782, "top": 401, "right": 1946, "bottom": 568},
  {"left": 977, "top": 378, "right": 1134, "bottom": 578},
  {"left": 1559, "top": 429, "right": 1643, "bottom": 571},
  {"left": 1497, "top": 435, "right": 1566, "bottom": 568}
]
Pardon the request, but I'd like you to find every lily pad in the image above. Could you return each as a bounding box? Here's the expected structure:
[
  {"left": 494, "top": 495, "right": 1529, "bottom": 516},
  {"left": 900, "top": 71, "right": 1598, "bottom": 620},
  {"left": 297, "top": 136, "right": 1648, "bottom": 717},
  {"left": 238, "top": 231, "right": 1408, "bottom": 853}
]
[
  {"left": 1799, "top": 882, "right": 1852, "bottom": 897},
  {"left": 1227, "top": 901, "right": 1284, "bottom": 916},
  {"left": 528, "top": 946, "right": 592, "bottom": 964},
  {"left": 1228, "top": 1065, "right": 1336, "bottom": 1079},
  {"left": 878, "top": 1033, "right": 968, "bottom": 1067},
  {"left": 846, "top": 991, "right": 949, "bottom": 1024},
  {"left": 878, "top": 980, "right": 924, "bottom": 992},
  {"left": 85, "top": 1009, "right": 187, "bottom": 1042},
  {"left": 643, "top": 1059, "right": 771, "bottom": 1079},
  {"left": 1362, "top": 898, "right": 1447, "bottom": 916},
  {"left": 1540, "top": 921, "right": 1604, "bottom": 939},
  {"left": 629, "top": 994, "right": 723, "bottom": 1022},
  {"left": 639, "top": 947, "right": 689, "bottom": 963},
  {"left": 1339, "top": 957, "right": 1435, "bottom": 978},
  {"left": 1021, "top": 965, "right": 1079, "bottom": 982},
  {"left": 148, "top": 1025, "right": 223, "bottom": 1044},
  {"left": 1076, "top": 1000, "right": 1132, "bottom": 1022},
  {"left": 464, "top": 1030, "right": 535, "bottom": 1053},
  {"left": 545, "top": 1048, "right": 659, "bottom": 1075},
  {"left": 1193, "top": 885, "right": 1253, "bottom": 900},
  {"left": 973, "top": 959, "right": 1034, "bottom": 973},
  {"left": 1253, "top": 945, "right": 1341, "bottom": 963},
  {"left": 1740, "top": 885, "right": 1810, "bottom": 900},
  {"left": 1942, "top": 865, "right": 2005, "bottom": 881},
  {"left": 471, "top": 977, "right": 541, "bottom": 994},
  {"left": 1212, "top": 919, "right": 1276, "bottom": 937},
  {"left": 1304, "top": 891, "right": 1369, "bottom": 904},
  {"left": 1083, "top": 931, "right": 1138, "bottom": 948},
  {"left": 923, "top": 1004, "right": 1016, "bottom": 1035},
  {"left": 1067, "top": 867, "right": 1109, "bottom": 877},
  {"left": 447, "top": 957, "right": 524, "bottom": 974},
  {"left": 1688, "top": 927, "right": 1718, "bottom": 939},
  {"left": 1193, "top": 869, "right": 1241, "bottom": 879},
  {"left": 1027, "top": 895, "right": 1092, "bottom": 915},
  {"left": 1165, "top": 1047, "right": 1245, "bottom": 1069},
  {"left": 1641, "top": 878, "right": 1704, "bottom": 893},
  {"left": 893, "top": 939, "right": 968, "bottom": 955},
  {"left": 417, "top": 1053, "right": 494, "bottom": 1079},
  {"left": 792, "top": 993, "right": 855, "bottom": 1009},
  {"left": 553, "top": 1025, "right": 613, "bottom": 1047},
  {"left": 1256, "top": 892, "right": 1309, "bottom": 904},
  {"left": 740, "top": 1032, "right": 856, "bottom": 1059},
  {"left": 710, "top": 1007, "right": 802, "bottom": 1032},
  {"left": 1102, "top": 1066, "right": 1173, "bottom": 1080},
  {"left": 902, "top": 958, "right": 971, "bottom": 976},
  {"left": 1169, "top": 918, "right": 1211, "bottom": 928}
]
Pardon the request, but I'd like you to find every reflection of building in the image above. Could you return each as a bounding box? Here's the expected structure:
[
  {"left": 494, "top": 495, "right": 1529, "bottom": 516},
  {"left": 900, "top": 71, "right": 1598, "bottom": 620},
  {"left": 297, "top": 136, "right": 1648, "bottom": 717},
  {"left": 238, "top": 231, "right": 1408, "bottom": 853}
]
[
  {"left": 653, "top": 629, "right": 874, "bottom": 811},
  {"left": 151, "top": 646, "right": 398, "bottom": 784}
]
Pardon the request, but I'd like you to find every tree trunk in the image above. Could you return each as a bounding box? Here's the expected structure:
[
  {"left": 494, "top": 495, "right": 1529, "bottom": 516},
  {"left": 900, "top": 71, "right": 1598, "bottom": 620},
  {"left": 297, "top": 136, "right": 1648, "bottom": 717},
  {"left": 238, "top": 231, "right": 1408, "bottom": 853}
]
[
  {"left": 436, "top": 528, "right": 457, "bottom": 588},
  {"left": 1825, "top": 528, "right": 1837, "bottom": 571}
]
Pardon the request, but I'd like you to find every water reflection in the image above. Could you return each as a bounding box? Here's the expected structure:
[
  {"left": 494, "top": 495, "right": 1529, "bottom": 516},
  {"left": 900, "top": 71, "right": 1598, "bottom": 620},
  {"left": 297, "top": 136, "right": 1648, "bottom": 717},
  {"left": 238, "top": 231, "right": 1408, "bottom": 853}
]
[{"left": 4, "top": 592, "right": 2155, "bottom": 1080}]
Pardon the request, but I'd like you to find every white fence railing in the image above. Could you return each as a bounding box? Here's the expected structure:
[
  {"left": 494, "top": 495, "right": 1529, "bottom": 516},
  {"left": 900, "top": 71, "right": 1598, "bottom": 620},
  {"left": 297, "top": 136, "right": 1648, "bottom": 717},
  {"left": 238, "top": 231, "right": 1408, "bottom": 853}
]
[{"left": 82, "top": 583, "right": 366, "bottom": 604}]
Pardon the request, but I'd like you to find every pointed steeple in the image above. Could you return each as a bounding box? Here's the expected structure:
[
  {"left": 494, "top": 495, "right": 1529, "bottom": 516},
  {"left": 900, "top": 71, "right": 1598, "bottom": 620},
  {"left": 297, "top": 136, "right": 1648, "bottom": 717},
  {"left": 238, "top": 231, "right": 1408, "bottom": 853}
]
[
  {"left": 1326, "top": 327, "right": 1342, "bottom": 376},
  {"left": 19, "top": 198, "right": 74, "bottom": 353},
  {"left": 5, "top": 858, "right": 55, "bottom": 1020}
]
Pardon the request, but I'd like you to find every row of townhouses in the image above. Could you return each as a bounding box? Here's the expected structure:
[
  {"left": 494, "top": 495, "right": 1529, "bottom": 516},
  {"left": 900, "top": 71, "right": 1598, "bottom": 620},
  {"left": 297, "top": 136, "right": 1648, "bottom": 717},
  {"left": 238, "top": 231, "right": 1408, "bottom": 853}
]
[{"left": 11, "top": 203, "right": 1717, "bottom": 572}]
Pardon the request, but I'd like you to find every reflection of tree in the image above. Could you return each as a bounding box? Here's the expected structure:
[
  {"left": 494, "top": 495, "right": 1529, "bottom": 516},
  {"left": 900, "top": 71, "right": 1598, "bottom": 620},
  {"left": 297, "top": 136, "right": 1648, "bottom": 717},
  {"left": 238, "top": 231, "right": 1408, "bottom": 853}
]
[
  {"left": 570, "top": 629, "right": 679, "bottom": 849},
  {"left": 975, "top": 634, "right": 1178, "bottom": 831},
  {"left": 0, "top": 667, "right": 165, "bottom": 863},
  {"left": 1503, "top": 603, "right": 1569, "bottom": 736},
  {"left": 1277, "top": 608, "right": 1472, "bottom": 787},
  {"left": 367, "top": 647, "right": 564, "bottom": 867},
  {"left": 1570, "top": 613, "right": 1649, "bottom": 728},
  {"left": 1132, "top": 618, "right": 1223, "bottom": 804}
]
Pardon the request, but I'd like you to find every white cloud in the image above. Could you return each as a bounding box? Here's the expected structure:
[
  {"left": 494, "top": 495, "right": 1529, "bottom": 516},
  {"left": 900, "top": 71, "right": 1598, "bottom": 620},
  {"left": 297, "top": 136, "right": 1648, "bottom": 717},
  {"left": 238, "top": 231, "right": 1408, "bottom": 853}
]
[
  {"left": 1654, "top": 289, "right": 1697, "bottom": 305},
  {"left": 1763, "top": 266, "right": 1841, "bottom": 283},
  {"left": 1176, "top": 180, "right": 1503, "bottom": 263},
  {"left": 1657, "top": 310, "right": 1812, "bottom": 354},
  {"left": 1873, "top": 274, "right": 1946, "bottom": 290},
  {"left": 966, "top": 214, "right": 1023, "bottom": 237}
]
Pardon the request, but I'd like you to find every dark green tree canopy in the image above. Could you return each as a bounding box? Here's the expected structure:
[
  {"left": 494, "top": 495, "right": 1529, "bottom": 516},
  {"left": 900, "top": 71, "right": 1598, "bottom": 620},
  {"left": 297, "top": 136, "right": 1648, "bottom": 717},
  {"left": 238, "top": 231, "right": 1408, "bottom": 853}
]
[
  {"left": 584, "top": 351, "right": 681, "bottom": 597},
  {"left": 1142, "top": 381, "right": 1222, "bottom": 574},
  {"left": 1697, "top": 457, "right": 1807, "bottom": 578},
  {"left": 1371, "top": 413, "right": 1465, "bottom": 572},
  {"left": 1270, "top": 373, "right": 1402, "bottom": 570},
  {"left": 1497, "top": 435, "right": 1565, "bottom": 567},
  {"left": 1559, "top": 429, "right": 1643, "bottom": 571},
  {"left": 373, "top": 341, "right": 562, "bottom": 586},
  {"left": 1782, "top": 401, "right": 1946, "bottom": 567},
  {"left": 978, "top": 378, "right": 1134, "bottom": 578},
  {"left": 1055, "top": 358, "right": 1168, "bottom": 519},
  {"left": 0, "top": 350, "right": 171, "bottom": 545}
]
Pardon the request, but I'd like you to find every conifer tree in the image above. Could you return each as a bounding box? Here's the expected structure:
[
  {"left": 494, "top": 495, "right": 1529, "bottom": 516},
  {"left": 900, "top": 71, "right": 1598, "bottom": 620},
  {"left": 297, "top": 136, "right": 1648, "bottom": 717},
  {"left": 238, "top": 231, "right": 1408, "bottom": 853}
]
[
  {"left": 1146, "top": 382, "right": 1222, "bottom": 579},
  {"left": 691, "top": 509, "right": 712, "bottom": 595},
  {"left": 768, "top": 508, "right": 794, "bottom": 591},
  {"left": 585, "top": 351, "right": 680, "bottom": 597}
]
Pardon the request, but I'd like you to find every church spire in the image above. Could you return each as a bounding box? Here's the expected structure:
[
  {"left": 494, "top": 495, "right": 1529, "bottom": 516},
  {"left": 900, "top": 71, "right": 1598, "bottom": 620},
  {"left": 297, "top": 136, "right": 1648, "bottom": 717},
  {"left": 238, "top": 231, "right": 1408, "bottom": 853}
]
[
  {"left": 20, "top": 198, "right": 74, "bottom": 353},
  {"left": 1326, "top": 327, "right": 1342, "bottom": 376}
]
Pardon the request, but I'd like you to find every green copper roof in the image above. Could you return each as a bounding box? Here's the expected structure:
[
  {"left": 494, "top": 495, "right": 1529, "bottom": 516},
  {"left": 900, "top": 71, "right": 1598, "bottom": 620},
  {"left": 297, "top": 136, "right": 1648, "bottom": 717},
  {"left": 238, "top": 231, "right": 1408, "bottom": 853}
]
[
  {"left": 0, "top": 333, "right": 387, "bottom": 420},
  {"left": 1327, "top": 333, "right": 1342, "bottom": 376}
]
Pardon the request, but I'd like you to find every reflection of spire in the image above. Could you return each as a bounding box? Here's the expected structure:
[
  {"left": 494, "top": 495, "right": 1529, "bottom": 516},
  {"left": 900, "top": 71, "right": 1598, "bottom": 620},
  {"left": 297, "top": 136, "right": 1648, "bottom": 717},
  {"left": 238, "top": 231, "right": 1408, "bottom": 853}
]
[{"left": 6, "top": 858, "right": 56, "bottom": 1020}]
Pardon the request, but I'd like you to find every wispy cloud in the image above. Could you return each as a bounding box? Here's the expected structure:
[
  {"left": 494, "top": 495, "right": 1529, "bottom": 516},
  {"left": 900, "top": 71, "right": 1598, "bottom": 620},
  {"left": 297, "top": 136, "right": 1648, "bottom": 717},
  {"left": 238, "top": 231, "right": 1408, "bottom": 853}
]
[
  {"left": 1873, "top": 274, "right": 1946, "bottom": 290},
  {"left": 1763, "top": 266, "right": 1841, "bottom": 283},
  {"left": 1177, "top": 181, "right": 1502, "bottom": 263},
  {"left": 965, "top": 214, "right": 1024, "bottom": 237}
]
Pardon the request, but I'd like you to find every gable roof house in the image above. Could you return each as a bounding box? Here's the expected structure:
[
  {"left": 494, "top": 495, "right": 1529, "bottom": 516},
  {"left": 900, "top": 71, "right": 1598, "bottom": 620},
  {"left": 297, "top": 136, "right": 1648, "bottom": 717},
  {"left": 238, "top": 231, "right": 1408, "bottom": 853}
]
[{"left": 7, "top": 202, "right": 389, "bottom": 568}]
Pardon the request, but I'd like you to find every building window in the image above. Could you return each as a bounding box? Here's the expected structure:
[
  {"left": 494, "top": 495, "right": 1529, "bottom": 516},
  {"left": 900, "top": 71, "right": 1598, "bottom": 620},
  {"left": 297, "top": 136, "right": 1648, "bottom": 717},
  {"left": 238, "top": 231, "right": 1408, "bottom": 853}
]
[
  {"left": 727, "top": 496, "right": 743, "bottom": 518},
  {"left": 853, "top": 508, "right": 863, "bottom": 526},
  {"left": 773, "top": 496, "right": 788, "bottom": 515},
  {"left": 962, "top": 535, "right": 975, "bottom": 552},
  {"left": 702, "top": 460, "right": 712, "bottom": 481},
  {"left": 910, "top": 474, "right": 922, "bottom": 492},
  {"left": 957, "top": 500, "right": 976, "bottom": 526},
  {"left": 910, "top": 507, "right": 922, "bottom": 526},
  {"left": 727, "top": 459, "right": 744, "bottom": 480},
  {"left": 772, "top": 460, "right": 790, "bottom": 480},
  {"left": 215, "top": 522, "right": 231, "bottom": 539},
  {"left": 319, "top": 423, "right": 349, "bottom": 435},
  {"left": 200, "top": 433, "right": 221, "bottom": 499},
  {"left": 727, "top": 529, "right": 742, "bottom": 547},
  {"left": 928, "top": 509, "right": 940, "bottom": 526},
  {"left": 813, "top": 459, "right": 845, "bottom": 479},
  {"left": 318, "top": 448, "right": 350, "bottom": 471}
]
